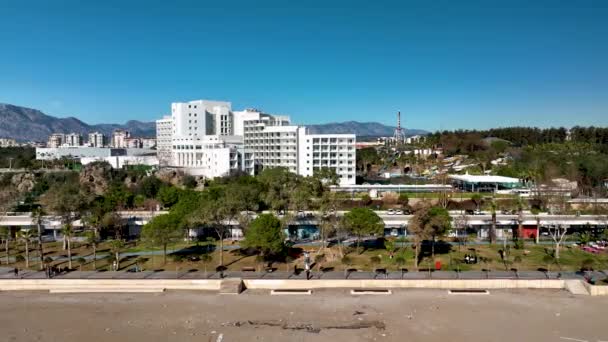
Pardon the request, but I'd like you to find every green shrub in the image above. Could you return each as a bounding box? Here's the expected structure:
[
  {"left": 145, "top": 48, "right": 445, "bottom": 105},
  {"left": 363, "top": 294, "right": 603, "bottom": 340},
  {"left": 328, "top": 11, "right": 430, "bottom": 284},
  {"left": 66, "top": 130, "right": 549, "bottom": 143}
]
[
  {"left": 513, "top": 239, "right": 524, "bottom": 250},
  {"left": 395, "top": 256, "right": 406, "bottom": 266},
  {"left": 170, "top": 254, "right": 185, "bottom": 262},
  {"left": 15, "top": 255, "right": 25, "bottom": 263}
]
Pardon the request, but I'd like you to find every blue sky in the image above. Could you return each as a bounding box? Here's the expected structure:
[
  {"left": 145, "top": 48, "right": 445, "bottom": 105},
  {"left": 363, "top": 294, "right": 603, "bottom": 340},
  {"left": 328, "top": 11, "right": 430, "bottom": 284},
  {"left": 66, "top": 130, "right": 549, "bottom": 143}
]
[{"left": 0, "top": 0, "right": 607, "bottom": 131}]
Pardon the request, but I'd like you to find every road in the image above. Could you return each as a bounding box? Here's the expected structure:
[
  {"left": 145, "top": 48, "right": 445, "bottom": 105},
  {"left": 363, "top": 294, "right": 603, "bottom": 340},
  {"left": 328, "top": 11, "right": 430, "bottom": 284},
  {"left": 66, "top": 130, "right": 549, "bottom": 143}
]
[{"left": 1, "top": 210, "right": 607, "bottom": 228}]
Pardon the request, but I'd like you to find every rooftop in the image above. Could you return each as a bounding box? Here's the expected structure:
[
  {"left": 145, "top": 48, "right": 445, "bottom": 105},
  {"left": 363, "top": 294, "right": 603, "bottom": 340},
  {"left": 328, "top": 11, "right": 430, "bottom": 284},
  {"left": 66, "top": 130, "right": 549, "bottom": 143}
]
[{"left": 448, "top": 174, "right": 521, "bottom": 184}]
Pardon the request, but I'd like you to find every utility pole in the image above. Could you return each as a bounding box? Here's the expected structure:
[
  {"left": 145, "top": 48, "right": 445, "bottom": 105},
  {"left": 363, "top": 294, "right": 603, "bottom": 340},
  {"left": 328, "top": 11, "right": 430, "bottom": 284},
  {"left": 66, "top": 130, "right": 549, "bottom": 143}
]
[{"left": 8, "top": 157, "right": 13, "bottom": 170}]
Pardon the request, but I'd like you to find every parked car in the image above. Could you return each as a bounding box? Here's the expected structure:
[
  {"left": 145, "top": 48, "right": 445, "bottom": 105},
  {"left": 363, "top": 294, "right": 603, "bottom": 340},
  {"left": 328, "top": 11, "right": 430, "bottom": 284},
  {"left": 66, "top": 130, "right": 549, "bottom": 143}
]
[
  {"left": 395, "top": 209, "right": 403, "bottom": 215},
  {"left": 387, "top": 209, "right": 395, "bottom": 215}
]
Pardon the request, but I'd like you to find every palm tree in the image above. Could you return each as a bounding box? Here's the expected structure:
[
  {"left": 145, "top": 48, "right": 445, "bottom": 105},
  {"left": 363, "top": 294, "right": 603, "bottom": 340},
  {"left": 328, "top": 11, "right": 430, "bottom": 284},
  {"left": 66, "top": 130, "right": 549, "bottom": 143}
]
[
  {"left": 61, "top": 223, "right": 74, "bottom": 269},
  {"left": 84, "top": 211, "right": 103, "bottom": 270},
  {"left": 0, "top": 227, "right": 10, "bottom": 265},
  {"left": 109, "top": 239, "right": 125, "bottom": 271},
  {"left": 84, "top": 230, "right": 99, "bottom": 270},
  {"left": 490, "top": 200, "right": 497, "bottom": 244},
  {"left": 32, "top": 207, "right": 45, "bottom": 270},
  {"left": 17, "top": 229, "right": 35, "bottom": 268}
]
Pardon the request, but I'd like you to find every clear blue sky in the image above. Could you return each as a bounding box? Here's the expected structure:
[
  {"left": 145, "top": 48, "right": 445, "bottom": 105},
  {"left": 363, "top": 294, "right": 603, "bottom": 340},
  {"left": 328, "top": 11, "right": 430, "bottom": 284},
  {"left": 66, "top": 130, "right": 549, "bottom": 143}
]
[{"left": 1, "top": 0, "right": 606, "bottom": 131}]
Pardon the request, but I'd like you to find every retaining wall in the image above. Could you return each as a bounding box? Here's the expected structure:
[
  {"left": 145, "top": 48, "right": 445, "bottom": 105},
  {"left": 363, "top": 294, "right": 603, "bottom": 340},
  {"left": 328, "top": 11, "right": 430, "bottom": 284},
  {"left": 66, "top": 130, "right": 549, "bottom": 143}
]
[
  {"left": 0, "top": 279, "right": 221, "bottom": 291},
  {"left": 243, "top": 279, "right": 566, "bottom": 290},
  {"left": 0, "top": 278, "right": 577, "bottom": 293},
  {"left": 582, "top": 281, "right": 608, "bottom": 296}
]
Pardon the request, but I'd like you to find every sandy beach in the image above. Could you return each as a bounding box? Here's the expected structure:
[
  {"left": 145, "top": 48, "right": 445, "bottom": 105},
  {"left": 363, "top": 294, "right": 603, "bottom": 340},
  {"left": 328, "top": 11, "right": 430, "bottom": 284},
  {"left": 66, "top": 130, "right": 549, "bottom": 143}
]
[{"left": 0, "top": 289, "right": 606, "bottom": 341}]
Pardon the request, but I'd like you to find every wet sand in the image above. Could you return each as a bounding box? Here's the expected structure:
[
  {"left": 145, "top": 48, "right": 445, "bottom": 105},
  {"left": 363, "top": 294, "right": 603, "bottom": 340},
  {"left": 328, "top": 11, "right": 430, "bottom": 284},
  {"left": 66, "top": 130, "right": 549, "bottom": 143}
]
[{"left": 0, "top": 289, "right": 606, "bottom": 341}]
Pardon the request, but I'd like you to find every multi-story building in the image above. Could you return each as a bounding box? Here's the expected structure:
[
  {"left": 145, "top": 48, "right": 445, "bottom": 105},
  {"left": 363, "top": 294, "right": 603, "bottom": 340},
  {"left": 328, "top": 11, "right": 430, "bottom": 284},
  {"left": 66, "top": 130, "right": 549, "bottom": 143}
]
[
  {"left": 297, "top": 130, "right": 356, "bottom": 184},
  {"left": 47, "top": 133, "right": 65, "bottom": 148},
  {"left": 64, "top": 133, "right": 82, "bottom": 147},
  {"left": 87, "top": 132, "right": 105, "bottom": 147},
  {"left": 141, "top": 138, "right": 157, "bottom": 149},
  {"left": 242, "top": 116, "right": 356, "bottom": 184},
  {"left": 112, "top": 129, "right": 130, "bottom": 148},
  {"left": 125, "top": 138, "right": 142, "bottom": 148},
  {"left": 157, "top": 99, "right": 356, "bottom": 184},
  {"left": 155, "top": 115, "right": 173, "bottom": 166},
  {"left": 0, "top": 138, "right": 18, "bottom": 147}
]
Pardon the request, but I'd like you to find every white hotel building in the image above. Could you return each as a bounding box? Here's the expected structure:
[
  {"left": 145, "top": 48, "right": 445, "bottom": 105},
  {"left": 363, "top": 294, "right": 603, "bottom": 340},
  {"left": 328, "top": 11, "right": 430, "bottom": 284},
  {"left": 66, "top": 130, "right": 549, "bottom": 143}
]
[{"left": 156, "top": 99, "right": 356, "bottom": 185}]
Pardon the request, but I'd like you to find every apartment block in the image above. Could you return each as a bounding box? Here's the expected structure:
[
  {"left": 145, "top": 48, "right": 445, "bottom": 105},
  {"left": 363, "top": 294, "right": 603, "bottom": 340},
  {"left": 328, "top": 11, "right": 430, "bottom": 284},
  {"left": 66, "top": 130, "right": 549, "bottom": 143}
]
[
  {"left": 88, "top": 132, "right": 105, "bottom": 147},
  {"left": 156, "top": 99, "right": 356, "bottom": 184}
]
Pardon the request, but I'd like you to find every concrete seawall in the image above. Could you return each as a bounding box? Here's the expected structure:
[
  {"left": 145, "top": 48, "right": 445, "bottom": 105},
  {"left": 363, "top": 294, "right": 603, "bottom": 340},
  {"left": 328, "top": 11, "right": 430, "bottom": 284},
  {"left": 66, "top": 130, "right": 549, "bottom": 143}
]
[
  {"left": 582, "top": 281, "right": 608, "bottom": 296},
  {"left": 2, "top": 278, "right": 605, "bottom": 295},
  {"left": 242, "top": 279, "right": 566, "bottom": 290},
  {"left": 0, "top": 279, "right": 222, "bottom": 291}
]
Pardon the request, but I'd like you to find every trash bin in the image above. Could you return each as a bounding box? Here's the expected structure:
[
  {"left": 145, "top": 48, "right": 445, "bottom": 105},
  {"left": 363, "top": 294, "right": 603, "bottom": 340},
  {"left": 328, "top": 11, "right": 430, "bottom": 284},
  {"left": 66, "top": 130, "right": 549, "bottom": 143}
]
[{"left": 435, "top": 261, "right": 442, "bottom": 270}]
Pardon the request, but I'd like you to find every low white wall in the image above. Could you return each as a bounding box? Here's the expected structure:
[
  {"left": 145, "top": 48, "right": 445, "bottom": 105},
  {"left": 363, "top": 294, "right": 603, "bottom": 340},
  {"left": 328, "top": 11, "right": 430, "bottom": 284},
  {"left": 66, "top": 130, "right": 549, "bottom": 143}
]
[
  {"left": 243, "top": 279, "right": 566, "bottom": 290},
  {"left": 582, "top": 281, "right": 608, "bottom": 296},
  {"left": 0, "top": 278, "right": 573, "bottom": 293},
  {"left": 0, "top": 279, "right": 221, "bottom": 291}
]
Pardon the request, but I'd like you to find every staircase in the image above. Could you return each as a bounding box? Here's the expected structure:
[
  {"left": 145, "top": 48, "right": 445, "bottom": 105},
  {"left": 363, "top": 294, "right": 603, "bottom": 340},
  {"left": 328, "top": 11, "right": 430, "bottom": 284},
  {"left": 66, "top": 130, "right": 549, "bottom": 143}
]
[
  {"left": 565, "top": 280, "right": 589, "bottom": 295},
  {"left": 219, "top": 278, "right": 244, "bottom": 294}
]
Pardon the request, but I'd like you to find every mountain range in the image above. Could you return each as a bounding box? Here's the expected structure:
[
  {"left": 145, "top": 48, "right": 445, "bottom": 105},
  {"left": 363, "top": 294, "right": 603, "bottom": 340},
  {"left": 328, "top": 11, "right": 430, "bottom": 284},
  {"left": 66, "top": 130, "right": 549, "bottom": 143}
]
[{"left": 0, "top": 103, "right": 428, "bottom": 142}]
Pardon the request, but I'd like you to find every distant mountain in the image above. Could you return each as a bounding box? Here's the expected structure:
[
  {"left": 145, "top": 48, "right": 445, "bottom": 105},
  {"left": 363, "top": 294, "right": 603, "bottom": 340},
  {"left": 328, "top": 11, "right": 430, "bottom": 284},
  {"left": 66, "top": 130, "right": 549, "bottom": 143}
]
[
  {"left": 307, "top": 121, "right": 428, "bottom": 137},
  {"left": 0, "top": 103, "right": 156, "bottom": 141},
  {"left": 0, "top": 104, "right": 429, "bottom": 142}
]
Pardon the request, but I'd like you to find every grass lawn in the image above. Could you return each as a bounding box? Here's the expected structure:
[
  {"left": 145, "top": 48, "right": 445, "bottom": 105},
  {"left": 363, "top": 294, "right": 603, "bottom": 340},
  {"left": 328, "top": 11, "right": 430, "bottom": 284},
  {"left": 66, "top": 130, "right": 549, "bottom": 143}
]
[{"left": 5, "top": 239, "right": 608, "bottom": 274}]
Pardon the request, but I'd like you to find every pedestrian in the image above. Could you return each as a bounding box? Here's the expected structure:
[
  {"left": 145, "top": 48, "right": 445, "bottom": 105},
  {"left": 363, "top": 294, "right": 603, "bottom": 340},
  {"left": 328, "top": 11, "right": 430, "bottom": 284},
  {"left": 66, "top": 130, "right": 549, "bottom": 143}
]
[{"left": 13, "top": 267, "right": 18, "bottom": 277}]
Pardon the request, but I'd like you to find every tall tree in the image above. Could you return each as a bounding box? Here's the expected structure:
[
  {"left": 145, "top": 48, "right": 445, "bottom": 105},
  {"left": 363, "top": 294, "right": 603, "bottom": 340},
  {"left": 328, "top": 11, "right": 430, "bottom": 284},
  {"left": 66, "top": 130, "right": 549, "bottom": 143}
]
[
  {"left": 408, "top": 207, "right": 452, "bottom": 269},
  {"left": 343, "top": 208, "right": 384, "bottom": 250},
  {"left": 140, "top": 213, "right": 183, "bottom": 264},
  {"left": 489, "top": 200, "right": 497, "bottom": 244},
  {"left": 189, "top": 185, "right": 245, "bottom": 266},
  {"left": 16, "top": 229, "right": 35, "bottom": 269},
  {"left": 32, "top": 207, "right": 45, "bottom": 269},
  {"left": 0, "top": 186, "right": 19, "bottom": 265},
  {"left": 426, "top": 207, "right": 452, "bottom": 260},
  {"left": 0, "top": 227, "right": 11, "bottom": 265},
  {"left": 241, "top": 214, "right": 285, "bottom": 257},
  {"left": 109, "top": 239, "right": 125, "bottom": 270},
  {"left": 259, "top": 167, "right": 300, "bottom": 214},
  {"left": 317, "top": 191, "right": 339, "bottom": 252},
  {"left": 40, "top": 182, "right": 90, "bottom": 250},
  {"left": 61, "top": 223, "right": 74, "bottom": 269}
]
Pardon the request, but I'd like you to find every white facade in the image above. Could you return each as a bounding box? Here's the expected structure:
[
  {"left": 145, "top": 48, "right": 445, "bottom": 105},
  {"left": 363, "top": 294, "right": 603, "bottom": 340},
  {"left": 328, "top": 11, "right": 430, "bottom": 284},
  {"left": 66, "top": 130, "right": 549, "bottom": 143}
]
[
  {"left": 155, "top": 115, "right": 173, "bottom": 166},
  {"left": 64, "top": 133, "right": 82, "bottom": 147},
  {"left": 87, "top": 132, "right": 105, "bottom": 147},
  {"left": 157, "top": 99, "right": 356, "bottom": 184},
  {"left": 47, "top": 133, "right": 65, "bottom": 148},
  {"left": 141, "top": 138, "right": 156, "bottom": 149},
  {"left": 297, "top": 130, "right": 356, "bottom": 184},
  {"left": 112, "top": 129, "right": 130, "bottom": 148},
  {"left": 0, "top": 138, "right": 18, "bottom": 147},
  {"left": 36, "top": 147, "right": 155, "bottom": 161},
  {"left": 126, "top": 138, "right": 141, "bottom": 148},
  {"left": 81, "top": 155, "right": 158, "bottom": 169}
]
